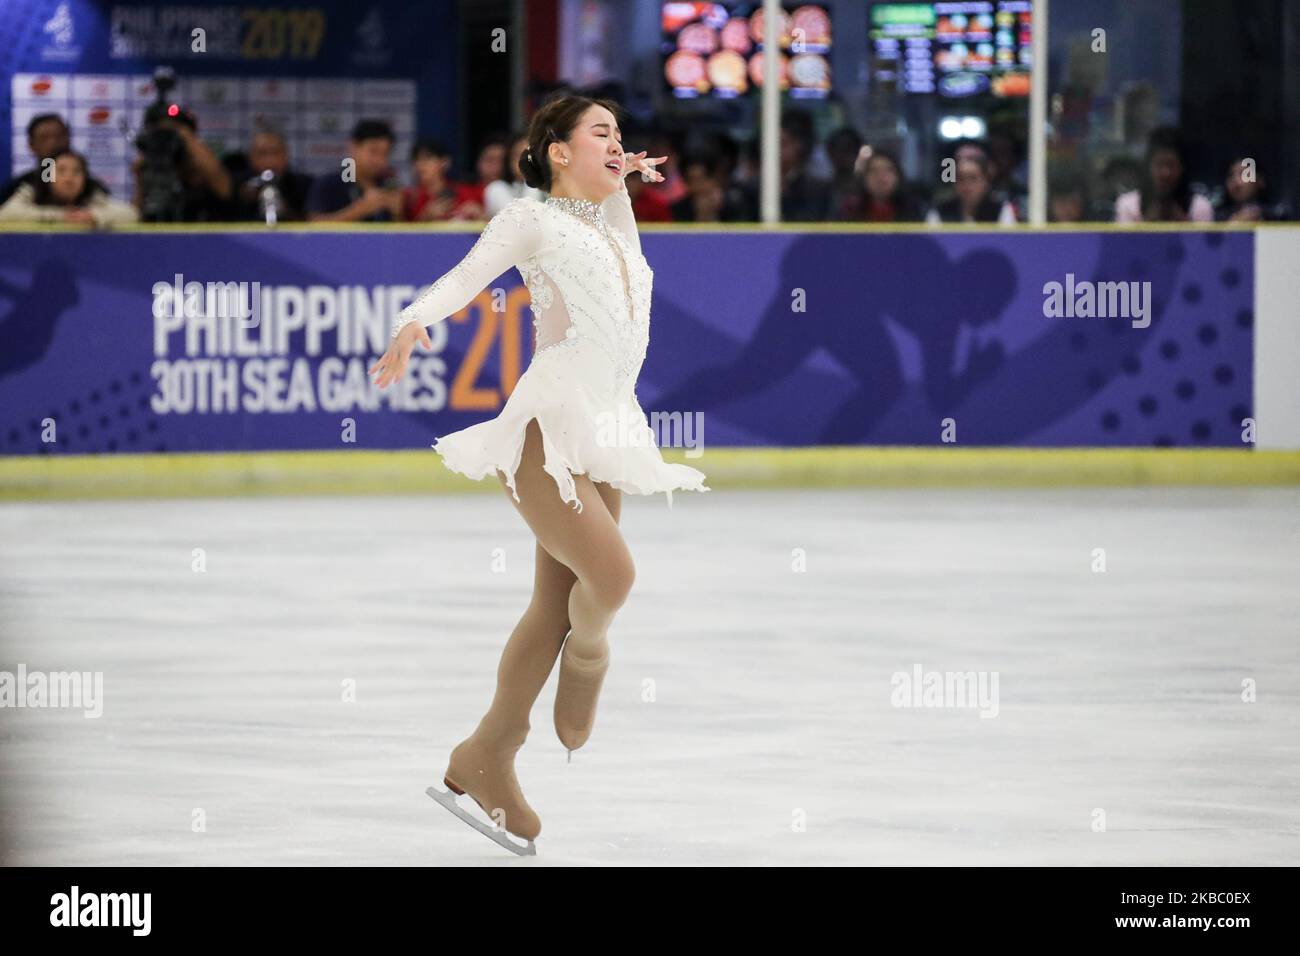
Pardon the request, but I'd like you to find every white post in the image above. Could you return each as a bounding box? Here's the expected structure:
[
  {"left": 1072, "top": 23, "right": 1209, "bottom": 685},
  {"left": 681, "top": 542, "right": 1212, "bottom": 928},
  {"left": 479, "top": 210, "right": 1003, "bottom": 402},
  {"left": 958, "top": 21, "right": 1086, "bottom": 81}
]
[
  {"left": 1028, "top": 0, "right": 1049, "bottom": 225},
  {"left": 761, "top": 0, "right": 780, "bottom": 223}
]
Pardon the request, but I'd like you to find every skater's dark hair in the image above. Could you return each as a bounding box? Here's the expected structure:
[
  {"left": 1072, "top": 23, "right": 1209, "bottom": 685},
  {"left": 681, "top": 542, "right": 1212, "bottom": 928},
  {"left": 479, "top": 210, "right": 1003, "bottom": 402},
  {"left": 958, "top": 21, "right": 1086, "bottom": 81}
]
[{"left": 519, "top": 92, "right": 622, "bottom": 193}]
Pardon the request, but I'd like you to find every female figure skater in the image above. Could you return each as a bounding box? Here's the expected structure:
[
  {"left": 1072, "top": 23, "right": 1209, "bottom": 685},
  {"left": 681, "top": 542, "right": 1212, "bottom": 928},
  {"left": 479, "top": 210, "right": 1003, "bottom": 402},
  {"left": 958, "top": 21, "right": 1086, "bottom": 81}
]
[{"left": 369, "top": 94, "right": 709, "bottom": 854}]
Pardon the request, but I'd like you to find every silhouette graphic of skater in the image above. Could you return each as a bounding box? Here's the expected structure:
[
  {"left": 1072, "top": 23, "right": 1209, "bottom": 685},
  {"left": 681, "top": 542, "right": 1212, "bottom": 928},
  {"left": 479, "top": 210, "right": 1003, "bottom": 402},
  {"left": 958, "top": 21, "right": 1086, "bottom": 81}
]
[
  {"left": 650, "top": 234, "right": 1015, "bottom": 443},
  {"left": 0, "top": 259, "right": 79, "bottom": 378}
]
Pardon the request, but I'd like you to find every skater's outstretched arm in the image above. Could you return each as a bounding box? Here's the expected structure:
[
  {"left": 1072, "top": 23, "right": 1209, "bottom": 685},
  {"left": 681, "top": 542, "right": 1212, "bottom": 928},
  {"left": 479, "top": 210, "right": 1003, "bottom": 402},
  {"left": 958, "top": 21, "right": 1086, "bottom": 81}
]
[
  {"left": 390, "top": 196, "right": 545, "bottom": 340},
  {"left": 373, "top": 197, "right": 544, "bottom": 388}
]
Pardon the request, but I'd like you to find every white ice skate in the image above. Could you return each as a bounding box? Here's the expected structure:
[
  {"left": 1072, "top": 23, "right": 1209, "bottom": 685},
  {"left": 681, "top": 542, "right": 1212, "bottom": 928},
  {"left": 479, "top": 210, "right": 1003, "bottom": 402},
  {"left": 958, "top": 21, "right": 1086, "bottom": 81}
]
[{"left": 426, "top": 783, "right": 538, "bottom": 857}]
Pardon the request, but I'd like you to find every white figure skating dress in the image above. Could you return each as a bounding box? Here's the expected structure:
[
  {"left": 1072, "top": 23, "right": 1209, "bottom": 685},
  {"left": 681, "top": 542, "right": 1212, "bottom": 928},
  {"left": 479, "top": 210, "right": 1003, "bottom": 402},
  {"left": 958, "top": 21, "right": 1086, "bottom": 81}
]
[{"left": 391, "top": 182, "right": 710, "bottom": 512}]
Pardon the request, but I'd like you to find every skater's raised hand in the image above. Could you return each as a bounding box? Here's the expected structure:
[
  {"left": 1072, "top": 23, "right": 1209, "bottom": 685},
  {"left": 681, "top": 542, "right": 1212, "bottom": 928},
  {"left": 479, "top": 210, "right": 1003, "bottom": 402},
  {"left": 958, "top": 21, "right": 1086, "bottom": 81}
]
[
  {"left": 369, "top": 322, "right": 431, "bottom": 389},
  {"left": 623, "top": 151, "right": 666, "bottom": 184}
]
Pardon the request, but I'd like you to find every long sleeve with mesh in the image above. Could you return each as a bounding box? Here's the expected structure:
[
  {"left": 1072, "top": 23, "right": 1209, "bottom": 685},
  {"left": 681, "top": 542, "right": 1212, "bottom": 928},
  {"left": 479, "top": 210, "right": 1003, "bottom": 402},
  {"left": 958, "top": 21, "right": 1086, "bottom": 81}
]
[
  {"left": 600, "top": 178, "right": 641, "bottom": 256},
  {"left": 391, "top": 197, "right": 544, "bottom": 339}
]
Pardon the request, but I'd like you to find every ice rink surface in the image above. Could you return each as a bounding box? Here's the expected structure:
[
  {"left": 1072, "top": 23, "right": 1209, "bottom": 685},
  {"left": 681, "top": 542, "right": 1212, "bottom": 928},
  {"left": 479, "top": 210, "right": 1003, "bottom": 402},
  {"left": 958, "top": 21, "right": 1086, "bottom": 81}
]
[{"left": 1, "top": 486, "right": 1297, "bottom": 866}]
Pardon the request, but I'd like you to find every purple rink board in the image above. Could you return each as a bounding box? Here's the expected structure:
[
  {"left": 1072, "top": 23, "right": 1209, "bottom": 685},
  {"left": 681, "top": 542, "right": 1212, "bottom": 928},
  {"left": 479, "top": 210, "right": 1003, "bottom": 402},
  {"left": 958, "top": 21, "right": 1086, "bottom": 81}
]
[{"left": 0, "top": 229, "right": 1254, "bottom": 456}]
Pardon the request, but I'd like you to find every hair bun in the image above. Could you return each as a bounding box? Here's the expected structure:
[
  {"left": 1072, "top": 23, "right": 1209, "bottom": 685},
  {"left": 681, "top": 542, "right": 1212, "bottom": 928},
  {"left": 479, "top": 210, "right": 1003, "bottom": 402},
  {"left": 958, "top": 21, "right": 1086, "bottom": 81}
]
[{"left": 520, "top": 146, "right": 546, "bottom": 190}]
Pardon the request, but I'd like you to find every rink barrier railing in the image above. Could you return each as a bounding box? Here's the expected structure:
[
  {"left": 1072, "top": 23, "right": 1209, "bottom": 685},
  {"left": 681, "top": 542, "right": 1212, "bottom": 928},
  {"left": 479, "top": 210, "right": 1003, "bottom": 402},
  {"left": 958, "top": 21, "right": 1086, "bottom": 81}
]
[
  {"left": 1, "top": 447, "right": 1298, "bottom": 501},
  {"left": 0, "top": 220, "right": 1277, "bottom": 234}
]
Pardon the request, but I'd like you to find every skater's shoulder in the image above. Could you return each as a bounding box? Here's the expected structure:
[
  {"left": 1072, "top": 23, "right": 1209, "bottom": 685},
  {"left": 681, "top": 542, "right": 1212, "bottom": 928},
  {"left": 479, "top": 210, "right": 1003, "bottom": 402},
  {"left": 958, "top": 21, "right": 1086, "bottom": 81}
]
[{"left": 483, "top": 195, "right": 546, "bottom": 244}]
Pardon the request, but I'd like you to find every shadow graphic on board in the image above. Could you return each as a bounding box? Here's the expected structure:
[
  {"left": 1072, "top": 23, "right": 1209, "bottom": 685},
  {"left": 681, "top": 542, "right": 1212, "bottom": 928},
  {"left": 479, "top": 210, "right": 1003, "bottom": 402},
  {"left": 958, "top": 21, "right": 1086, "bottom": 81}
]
[
  {"left": 650, "top": 234, "right": 1015, "bottom": 444},
  {"left": 0, "top": 259, "right": 80, "bottom": 378}
]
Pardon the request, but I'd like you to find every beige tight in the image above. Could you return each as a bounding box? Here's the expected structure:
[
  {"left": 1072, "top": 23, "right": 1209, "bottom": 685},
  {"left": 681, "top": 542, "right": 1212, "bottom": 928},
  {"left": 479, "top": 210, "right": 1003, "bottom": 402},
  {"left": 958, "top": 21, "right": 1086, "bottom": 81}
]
[{"left": 470, "top": 418, "right": 635, "bottom": 754}]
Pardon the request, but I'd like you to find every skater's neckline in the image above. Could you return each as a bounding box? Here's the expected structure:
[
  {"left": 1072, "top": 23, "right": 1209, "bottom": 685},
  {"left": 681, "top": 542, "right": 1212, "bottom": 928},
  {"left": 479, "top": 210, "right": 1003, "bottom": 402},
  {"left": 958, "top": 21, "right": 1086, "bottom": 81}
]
[{"left": 545, "top": 195, "right": 606, "bottom": 226}]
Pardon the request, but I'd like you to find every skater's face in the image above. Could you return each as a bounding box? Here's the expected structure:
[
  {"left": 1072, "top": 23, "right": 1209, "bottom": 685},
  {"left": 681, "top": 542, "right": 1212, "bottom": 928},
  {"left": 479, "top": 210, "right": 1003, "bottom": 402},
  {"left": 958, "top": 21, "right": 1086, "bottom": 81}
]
[{"left": 549, "top": 104, "right": 625, "bottom": 201}]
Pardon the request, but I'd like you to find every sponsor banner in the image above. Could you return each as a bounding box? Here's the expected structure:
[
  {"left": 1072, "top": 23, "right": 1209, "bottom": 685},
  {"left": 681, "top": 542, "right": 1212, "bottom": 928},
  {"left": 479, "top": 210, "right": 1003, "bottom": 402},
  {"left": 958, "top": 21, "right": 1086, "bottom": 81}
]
[{"left": 0, "top": 229, "right": 1255, "bottom": 456}]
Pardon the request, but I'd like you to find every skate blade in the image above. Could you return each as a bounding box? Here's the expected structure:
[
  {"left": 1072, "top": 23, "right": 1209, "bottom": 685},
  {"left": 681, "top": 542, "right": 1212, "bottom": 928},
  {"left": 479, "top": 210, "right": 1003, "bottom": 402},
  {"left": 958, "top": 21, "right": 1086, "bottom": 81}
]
[{"left": 426, "top": 786, "right": 537, "bottom": 857}]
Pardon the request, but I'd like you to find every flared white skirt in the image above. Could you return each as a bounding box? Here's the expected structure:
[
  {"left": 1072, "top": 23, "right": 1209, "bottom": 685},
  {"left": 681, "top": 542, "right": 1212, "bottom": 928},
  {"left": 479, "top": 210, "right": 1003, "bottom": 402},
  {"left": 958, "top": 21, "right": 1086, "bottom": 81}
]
[{"left": 430, "top": 346, "right": 709, "bottom": 513}]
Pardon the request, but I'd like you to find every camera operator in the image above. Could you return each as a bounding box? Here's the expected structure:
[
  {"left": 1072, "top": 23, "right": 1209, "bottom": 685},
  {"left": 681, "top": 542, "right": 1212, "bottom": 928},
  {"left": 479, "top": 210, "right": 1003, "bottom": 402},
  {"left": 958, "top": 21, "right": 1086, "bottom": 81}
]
[{"left": 131, "top": 106, "right": 231, "bottom": 221}]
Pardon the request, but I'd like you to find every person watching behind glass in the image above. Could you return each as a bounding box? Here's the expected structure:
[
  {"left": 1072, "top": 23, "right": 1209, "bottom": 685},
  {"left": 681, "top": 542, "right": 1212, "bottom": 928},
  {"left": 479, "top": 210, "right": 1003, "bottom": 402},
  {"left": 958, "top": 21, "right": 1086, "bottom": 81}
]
[
  {"left": 226, "top": 128, "right": 313, "bottom": 222},
  {"left": 2, "top": 114, "right": 110, "bottom": 206},
  {"left": 0, "top": 149, "right": 138, "bottom": 227},
  {"left": 927, "top": 154, "right": 1017, "bottom": 225},
  {"left": 307, "top": 119, "right": 403, "bottom": 223},
  {"left": 482, "top": 132, "right": 545, "bottom": 218}
]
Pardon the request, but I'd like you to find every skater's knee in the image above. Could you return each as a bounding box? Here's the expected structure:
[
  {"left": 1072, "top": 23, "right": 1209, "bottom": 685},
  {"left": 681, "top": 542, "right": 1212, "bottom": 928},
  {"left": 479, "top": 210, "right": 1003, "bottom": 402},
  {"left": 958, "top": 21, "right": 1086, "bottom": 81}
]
[
  {"left": 523, "top": 599, "right": 570, "bottom": 636},
  {"left": 586, "top": 552, "right": 635, "bottom": 613}
]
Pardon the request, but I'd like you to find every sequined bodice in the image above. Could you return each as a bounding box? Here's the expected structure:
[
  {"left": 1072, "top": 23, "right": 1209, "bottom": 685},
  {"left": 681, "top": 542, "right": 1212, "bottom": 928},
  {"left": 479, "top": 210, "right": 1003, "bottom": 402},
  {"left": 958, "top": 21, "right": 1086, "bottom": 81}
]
[
  {"left": 521, "top": 196, "right": 653, "bottom": 393},
  {"left": 391, "top": 189, "right": 653, "bottom": 399}
]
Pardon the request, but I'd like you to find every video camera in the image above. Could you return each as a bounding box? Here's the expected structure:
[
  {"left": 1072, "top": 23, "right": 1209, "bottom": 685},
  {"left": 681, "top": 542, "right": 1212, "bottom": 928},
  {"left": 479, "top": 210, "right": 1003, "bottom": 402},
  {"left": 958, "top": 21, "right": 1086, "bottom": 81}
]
[{"left": 133, "top": 66, "right": 197, "bottom": 222}]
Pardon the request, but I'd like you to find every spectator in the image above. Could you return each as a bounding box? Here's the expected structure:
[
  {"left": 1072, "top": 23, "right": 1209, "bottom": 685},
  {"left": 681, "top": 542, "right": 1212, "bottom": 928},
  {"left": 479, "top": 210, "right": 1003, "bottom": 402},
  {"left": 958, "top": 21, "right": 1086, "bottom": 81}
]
[
  {"left": 704, "top": 131, "right": 757, "bottom": 219},
  {"left": 735, "top": 137, "right": 759, "bottom": 182},
  {"left": 130, "top": 107, "right": 232, "bottom": 221},
  {"left": 986, "top": 126, "right": 1028, "bottom": 215},
  {"left": 1214, "top": 156, "right": 1290, "bottom": 222},
  {"left": 226, "top": 128, "right": 313, "bottom": 222},
  {"left": 645, "top": 131, "right": 688, "bottom": 206},
  {"left": 307, "top": 119, "right": 403, "bottom": 223},
  {"left": 403, "top": 139, "right": 482, "bottom": 222},
  {"left": 927, "top": 154, "right": 1017, "bottom": 225},
  {"left": 483, "top": 132, "right": 545, "bottom": 217},
  {"left": 1, "top": 114, "right": 109, "bottom": 206},
  {"left": 625, "top": 172, "right": 674, "bottom": 222},
  {"left": 1098, "top": 155, "right": 1143, "bottom": 219},
  {"left": 1114, "top": 127, "right": 1213, "bottom": 223},
  {"left": 0, "top": 149, "right": 137, "bottom": 227},
  {"left": 825, "top": 126, "right": 865, "bottom": 220},
  {"left": 925, "top": 138, "right": 993, "bottom": 210},
  {"left": 671, "top": 155, "right": 749, "bottom": 223},
  {"left": 780, "top": 111, "right": 831, "bottom": 221},
  {"left": 455, "top": 134, "right": 507, "bottom": 217},
  {"left": 1048, "top": 177, "right": 1088, "bottom": 223},
  {"left": 837, "top": 148, "right": 926, "bottom": 222},
  {"left": 952, "top": 138, "right": 990, "bottom": 167}
]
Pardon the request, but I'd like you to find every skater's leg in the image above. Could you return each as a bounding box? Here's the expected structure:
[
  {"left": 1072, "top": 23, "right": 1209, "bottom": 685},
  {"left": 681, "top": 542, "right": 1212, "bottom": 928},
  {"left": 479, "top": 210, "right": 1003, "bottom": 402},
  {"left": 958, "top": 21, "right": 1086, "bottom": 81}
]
[
  {"left": 472, "top": 468, "right": 624, "bottom": 748},
  {"left": 472, "top": 539, "right": 574, "bottom": 749},
  {"left": 443, "top": 543, "right": 567, "bottom": 843},
  {"left": 440, "top": 450, "right": 594, "bottom": 843},
  {"left": 441, "top": 426, "right": 632, "bottom": 838},
  {"left": 501, "top": 420, "right": 635, "bottom": 660},
  {"left": 593, "top": 479, "right": 622, "bottom": 526},
  {"left": 500, "top": 422, "right": 632, "bottom": 752}
]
